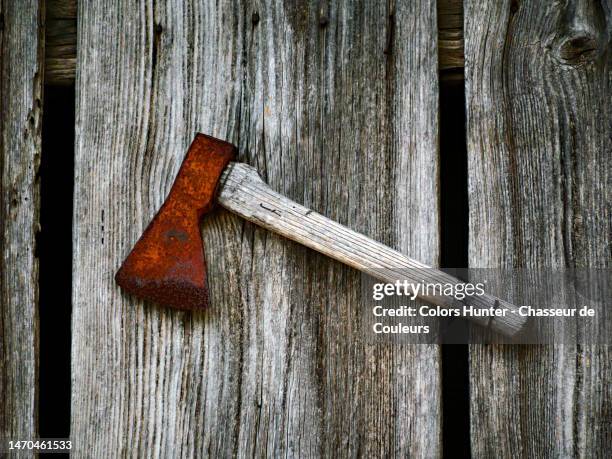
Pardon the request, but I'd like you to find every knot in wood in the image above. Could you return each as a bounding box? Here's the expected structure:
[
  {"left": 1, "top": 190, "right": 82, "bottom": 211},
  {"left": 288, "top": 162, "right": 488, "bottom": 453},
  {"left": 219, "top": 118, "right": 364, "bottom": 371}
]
[{"left": 549, "top": 0, "right": 608, "bottom": 66}]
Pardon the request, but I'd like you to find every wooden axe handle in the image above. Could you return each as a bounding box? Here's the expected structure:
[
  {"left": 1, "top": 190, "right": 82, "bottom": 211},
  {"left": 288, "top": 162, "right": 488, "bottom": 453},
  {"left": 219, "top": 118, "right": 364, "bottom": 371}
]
[{"left": 217, "top": 162, "right": 526, "bottom": 337}]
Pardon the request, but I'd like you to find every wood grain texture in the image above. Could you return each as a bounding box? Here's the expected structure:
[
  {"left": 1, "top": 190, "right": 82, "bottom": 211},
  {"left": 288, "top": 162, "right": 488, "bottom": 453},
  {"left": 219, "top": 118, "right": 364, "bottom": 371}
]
[
  {"left": 0, "top": 0, "right": 44, "bottom": 449},
  {"left": 438, "top": 0, "right": 463, "bottom": 71},
  {"left": 466, "top": 0, "right": 611, "bottom": 456},
  {"left": 218, "top": 162, "right": 525, "bottom": 336},
  {"left": 45, "top": 0, "right": 76, "bottom": 86},
  {"left": 72, "top": 0, "right": 441, "bottom": 456},
  {"left": 45, "top": 0, "right": 464, "bottom": 86}
]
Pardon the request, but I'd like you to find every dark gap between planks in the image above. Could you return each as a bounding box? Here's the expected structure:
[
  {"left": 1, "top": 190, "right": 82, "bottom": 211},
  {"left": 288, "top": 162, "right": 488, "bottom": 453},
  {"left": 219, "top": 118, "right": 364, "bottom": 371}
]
[
  {"left": 439, "top": 77, "right": 471, "bottom": 458},
  {"left": 38, "top": 85, "right": 74, "bottom": 454}
]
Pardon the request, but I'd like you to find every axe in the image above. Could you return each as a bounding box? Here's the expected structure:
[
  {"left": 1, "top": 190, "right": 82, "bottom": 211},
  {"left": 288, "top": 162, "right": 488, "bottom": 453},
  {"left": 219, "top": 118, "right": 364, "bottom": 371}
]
[{"left": 115, "top": 134, "right": 526, "bottom": 337}]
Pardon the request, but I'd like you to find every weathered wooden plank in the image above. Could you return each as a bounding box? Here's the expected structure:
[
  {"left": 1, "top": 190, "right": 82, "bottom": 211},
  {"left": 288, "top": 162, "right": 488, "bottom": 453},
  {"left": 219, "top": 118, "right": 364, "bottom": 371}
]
[
  {"left": 45, "top": 0, "right": 76, "bottom": 86},
  {"left": 0, "top": 0, "right": 44, "bottom": 449},
  {"left": 438, "top": 0, "right": 463, "bottom": 72},
  {"left": 72, "top": 0, "right": 441, "bottom": 456},
  {"left": 466, "top": 0, "right": 610, "bottom": 456},
  {"left": 46, "top": 0, "right": 463, "bottom": 86}
]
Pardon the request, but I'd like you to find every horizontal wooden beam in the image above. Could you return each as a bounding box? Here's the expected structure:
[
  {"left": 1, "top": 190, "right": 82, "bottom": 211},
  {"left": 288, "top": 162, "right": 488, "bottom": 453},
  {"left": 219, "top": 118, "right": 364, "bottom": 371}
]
[
  {"left": 45, "top": 0, "right": 464, "bottom": 86},
  {"left": 46, "top": 0, "right": 76, "bottom": 86},
  {"left": 438, "top": 0, "right": 464, "bottom": 77}
]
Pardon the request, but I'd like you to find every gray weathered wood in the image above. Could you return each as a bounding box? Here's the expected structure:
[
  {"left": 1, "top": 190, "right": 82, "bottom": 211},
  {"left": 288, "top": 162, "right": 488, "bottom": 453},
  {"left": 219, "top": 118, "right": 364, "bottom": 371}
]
[
  {"left": 45, "top": 0, "right": 464, "bottom": 86},
  {"left": 219, "top": 162, "right": 526, "bottom": 336},
  {"left": 466, "top": 0, "right": 610, "bottom": 456},
  {"left": 0, "top": 0, "right": 44, "bottom": 449},
  {"left": 72, "top": 0, "right": 442, "bottom": 456}
]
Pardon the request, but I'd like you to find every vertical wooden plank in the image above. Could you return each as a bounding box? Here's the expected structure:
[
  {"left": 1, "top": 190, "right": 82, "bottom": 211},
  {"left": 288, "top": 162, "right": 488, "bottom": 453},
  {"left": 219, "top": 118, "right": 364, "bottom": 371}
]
[
  {"left": 72, "top": 0, "right": 441, "bottom": 456},
  {"left": 466, "top": 0, "right": 610, "bottom": 456},
  {"left": 0, "top": 0, "right": 44, "bottom": 448},
  {"left": 236, "top": 1, "right": 441, "bottom": 456}
]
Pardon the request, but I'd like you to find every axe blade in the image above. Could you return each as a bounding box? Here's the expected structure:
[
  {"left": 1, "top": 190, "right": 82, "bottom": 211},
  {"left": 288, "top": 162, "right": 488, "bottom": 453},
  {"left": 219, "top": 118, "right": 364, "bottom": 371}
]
[{"left": 115, "top": 134, "right": 236, "bottom": 310}]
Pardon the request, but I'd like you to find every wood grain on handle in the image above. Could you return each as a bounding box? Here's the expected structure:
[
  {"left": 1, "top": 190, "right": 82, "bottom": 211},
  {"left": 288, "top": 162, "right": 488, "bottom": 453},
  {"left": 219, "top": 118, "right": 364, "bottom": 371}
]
[{"left": 218, "top": 162, "right": 526, "bottom": 337}]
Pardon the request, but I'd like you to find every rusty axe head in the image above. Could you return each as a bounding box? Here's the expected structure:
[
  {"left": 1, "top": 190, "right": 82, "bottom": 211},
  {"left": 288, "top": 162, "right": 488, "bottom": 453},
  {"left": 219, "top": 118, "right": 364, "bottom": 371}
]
[{"left": 115, "top": 134, "right": 236, "bottom": 310}]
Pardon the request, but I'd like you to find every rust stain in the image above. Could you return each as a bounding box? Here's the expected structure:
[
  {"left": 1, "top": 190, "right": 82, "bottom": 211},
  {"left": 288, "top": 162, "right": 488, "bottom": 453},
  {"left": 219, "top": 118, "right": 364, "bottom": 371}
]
[{"left": 115, "top": 134, "right": 236, "bottom": 310}]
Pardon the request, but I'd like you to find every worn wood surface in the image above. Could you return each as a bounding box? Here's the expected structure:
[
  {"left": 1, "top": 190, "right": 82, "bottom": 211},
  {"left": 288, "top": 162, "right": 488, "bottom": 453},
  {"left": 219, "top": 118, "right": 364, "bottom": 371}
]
[
  {"left": 438, "top": 0, "right": 463, "bottom": 72},
  {"left": 72, "top": 0, "right": 441, "bottom": 457},
  {"left": 0, "top": 0, "right": 44, "bottom": 450},
  {"left": 45, "top": 0, "right": 77, "bottom": 86},
  {"left": 46, "top": 0, "right": 463, "bottom": 86},
  {"left": 466, "top": 0, "right": 610, "bottom": 456},
  {"left": 219, "top": 162, "right": 525, "bottom": 336}
]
